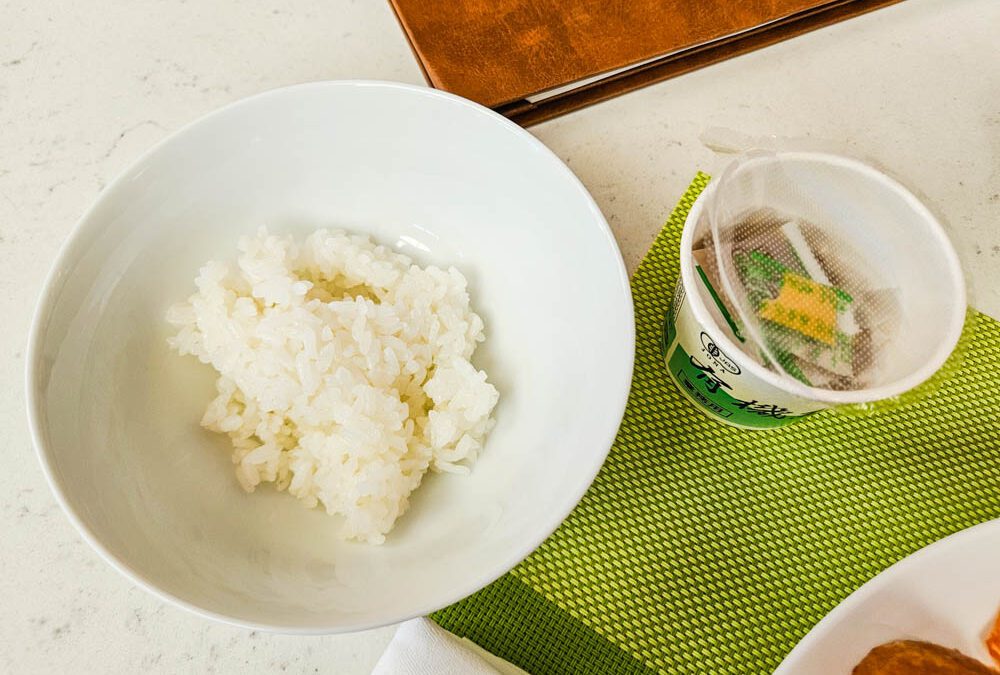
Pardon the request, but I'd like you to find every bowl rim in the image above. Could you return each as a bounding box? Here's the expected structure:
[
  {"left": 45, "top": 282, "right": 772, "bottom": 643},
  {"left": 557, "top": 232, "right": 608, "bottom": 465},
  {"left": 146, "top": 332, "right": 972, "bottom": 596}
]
[{"left": 25, "top": 79, "right": 635, "bottom": 634}]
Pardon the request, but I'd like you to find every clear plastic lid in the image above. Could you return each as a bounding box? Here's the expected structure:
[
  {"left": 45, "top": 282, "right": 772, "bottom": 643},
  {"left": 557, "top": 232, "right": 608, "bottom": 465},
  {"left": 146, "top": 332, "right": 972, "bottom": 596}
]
[{"left": 694, "top": 152, "right": 910, "bottom": 392}]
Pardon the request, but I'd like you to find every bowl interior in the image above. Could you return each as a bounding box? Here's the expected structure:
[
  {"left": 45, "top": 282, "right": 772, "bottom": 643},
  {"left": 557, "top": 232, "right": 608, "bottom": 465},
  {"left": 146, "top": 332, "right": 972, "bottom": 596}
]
[{"left": 30, "top": 82, "right": 633, "bottom": 631}]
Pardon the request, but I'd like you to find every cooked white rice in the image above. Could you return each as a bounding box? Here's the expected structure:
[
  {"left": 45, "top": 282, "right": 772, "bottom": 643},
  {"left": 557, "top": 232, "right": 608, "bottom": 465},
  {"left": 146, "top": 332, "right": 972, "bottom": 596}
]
[{"left": 166, "top": 228, "right": 499, "bottom": 544}]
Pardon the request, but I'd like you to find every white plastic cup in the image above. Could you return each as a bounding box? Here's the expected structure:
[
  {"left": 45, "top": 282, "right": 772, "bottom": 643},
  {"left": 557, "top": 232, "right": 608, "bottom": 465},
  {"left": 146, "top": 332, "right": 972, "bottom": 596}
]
[{"left": 662, "top": 152, "right": 966, "bottom": 429}]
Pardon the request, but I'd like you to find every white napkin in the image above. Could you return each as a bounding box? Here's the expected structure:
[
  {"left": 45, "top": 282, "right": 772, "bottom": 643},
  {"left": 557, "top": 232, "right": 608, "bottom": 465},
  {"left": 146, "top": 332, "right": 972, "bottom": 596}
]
[{"left": 372, "top": 618, "right": 528, "bottom": 675}]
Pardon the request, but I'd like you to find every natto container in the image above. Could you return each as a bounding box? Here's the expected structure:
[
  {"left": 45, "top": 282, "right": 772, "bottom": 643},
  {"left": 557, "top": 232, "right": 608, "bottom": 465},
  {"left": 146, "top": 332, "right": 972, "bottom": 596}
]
[{"left": 662, "top": 152, "right": 967, "bottom": 429}]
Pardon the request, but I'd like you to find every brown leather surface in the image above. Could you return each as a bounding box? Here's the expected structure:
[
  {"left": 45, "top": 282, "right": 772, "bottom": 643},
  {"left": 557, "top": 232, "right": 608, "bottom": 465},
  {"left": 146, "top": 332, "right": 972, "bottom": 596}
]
[
  {"left": 389, "top": 0, "right": 902, "bottom": 125},
  {"left": 853, "top": 640, "right": 998, "bottom": 675}
]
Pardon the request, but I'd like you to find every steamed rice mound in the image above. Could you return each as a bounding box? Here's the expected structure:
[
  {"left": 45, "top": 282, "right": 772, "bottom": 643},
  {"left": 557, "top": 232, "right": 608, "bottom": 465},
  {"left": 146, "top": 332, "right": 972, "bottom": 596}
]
[{"left": 167, "top": 228, "right": 499, "bottom": 544}]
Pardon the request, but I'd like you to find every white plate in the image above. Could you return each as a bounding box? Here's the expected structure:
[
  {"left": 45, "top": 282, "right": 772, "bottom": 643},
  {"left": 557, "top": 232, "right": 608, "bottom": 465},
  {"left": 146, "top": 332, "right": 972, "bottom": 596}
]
[
  {"left": 776, "top": 520, "right": 1000, "bottom": 673},
  {"left": 27, "top": 81, "right": 634, "bottom": 632}
]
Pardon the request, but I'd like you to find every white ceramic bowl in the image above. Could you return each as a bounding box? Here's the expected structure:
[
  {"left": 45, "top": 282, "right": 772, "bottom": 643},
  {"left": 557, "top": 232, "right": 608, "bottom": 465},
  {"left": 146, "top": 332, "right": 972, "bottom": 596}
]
[{"left": 27, "top": 81, "right": 634, "bottom": 632}]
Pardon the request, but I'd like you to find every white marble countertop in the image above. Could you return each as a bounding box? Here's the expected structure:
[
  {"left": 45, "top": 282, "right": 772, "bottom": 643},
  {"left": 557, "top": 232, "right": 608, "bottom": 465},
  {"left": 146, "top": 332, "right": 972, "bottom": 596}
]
[{"left": 1, "top": 0, "right": 997, "bottom": 672}]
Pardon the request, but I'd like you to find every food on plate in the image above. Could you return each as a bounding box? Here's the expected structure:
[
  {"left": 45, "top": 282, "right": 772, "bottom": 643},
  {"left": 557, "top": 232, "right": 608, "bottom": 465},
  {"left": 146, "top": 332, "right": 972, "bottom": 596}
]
[
  {"left": 852, "top": 640, "right": 997, "bottom": 674},
  {"left": 167, "top": 228, "right": 499, "bottom": 544},
  {"left": 988, "top": 611, "right": 1000, "bottom": 667}
]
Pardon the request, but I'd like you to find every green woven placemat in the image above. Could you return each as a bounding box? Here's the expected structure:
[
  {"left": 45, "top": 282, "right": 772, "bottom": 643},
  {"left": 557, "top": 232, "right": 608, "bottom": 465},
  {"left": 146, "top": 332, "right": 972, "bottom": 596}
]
[{"left": 433, "top": 174, "right": 1000, "bottom": 674}]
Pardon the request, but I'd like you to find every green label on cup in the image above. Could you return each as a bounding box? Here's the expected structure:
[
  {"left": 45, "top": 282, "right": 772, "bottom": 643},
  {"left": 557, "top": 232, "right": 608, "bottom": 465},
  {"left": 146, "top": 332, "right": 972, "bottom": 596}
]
[
  {"left": 662, "top": 309, "right": 812, "bottom": 429},
  {"left": 664, "top": 338, "right": 803, "bottom": 428}
]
